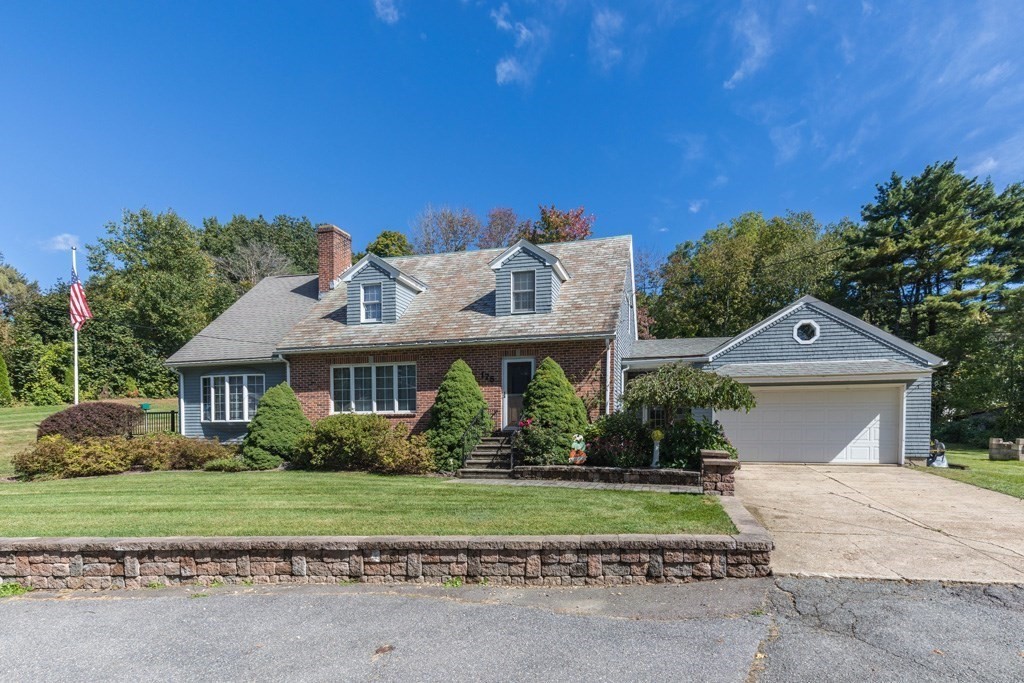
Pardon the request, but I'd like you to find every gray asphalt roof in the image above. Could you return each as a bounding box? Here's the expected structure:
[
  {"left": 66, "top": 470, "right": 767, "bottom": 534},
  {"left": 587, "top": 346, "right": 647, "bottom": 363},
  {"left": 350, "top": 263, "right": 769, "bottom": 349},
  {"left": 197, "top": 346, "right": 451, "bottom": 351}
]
[
  {"left": 166, "top": 275, "right": 319, "bottom": 365},
  {"left": 624, "top": 338, "right": 732, "bottom": 360},
  {"left": 277, "top": 236, "right": 633, "bottom": 351},
  {"left": 715, "top": 359, "right": 929, "bottom": 378}
]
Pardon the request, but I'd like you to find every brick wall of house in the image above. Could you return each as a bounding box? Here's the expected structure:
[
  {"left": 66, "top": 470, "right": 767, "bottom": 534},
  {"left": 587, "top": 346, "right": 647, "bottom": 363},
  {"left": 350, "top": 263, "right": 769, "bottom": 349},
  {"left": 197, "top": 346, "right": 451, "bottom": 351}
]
[{"left": 287, "top": 338, "right": 612, "bottom": 432}]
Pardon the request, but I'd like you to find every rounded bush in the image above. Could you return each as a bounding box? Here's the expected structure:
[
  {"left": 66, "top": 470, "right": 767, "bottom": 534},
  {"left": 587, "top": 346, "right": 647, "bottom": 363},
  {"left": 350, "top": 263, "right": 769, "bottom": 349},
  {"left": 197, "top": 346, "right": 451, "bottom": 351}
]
[
  {"left": 242, "top": 384, "right": 310, "bottom": 470},
  {"left": 426, "top": 359, "right": 492, "bottom": 471},
  {"left": 295, "top": 413, "right": 434, "bottom": 475},
  {"left": 37, "top": 402, "right": 144, "bottom": 441},
  {"left": 519, "top": 357, "right": 588, "bottom": 463},
  {"left": 203, "top": 457, "right": 249, "bottom": 472},
  {"left": 586, "top": 411, "right": 653, "bottom": 468},
  {"left": 660, "top": 416, "right": 736, "bottom": 470}
]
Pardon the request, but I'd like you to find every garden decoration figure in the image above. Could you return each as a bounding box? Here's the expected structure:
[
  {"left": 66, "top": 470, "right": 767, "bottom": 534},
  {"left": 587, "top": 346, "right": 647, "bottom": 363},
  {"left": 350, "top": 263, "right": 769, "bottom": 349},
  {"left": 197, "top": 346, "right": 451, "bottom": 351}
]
[
  {"left": 651, "top": 429, "right": 664, "bottom": 468},
  {"left": 927, "top": 439, "right": 948, "bottom": 468},
  {"left": 568, "top": 434, "right": 587, "bottom": 465}
]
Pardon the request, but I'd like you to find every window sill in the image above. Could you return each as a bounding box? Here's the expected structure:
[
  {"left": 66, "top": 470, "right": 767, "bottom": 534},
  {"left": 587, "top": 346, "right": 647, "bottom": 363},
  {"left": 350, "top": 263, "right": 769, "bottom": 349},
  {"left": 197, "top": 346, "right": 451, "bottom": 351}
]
[
  {"left": 200, "top": 420, "right": 252, "bottom": 425},
  {"left": 329, "top": 411, "right": 417, "bottom": 417}
]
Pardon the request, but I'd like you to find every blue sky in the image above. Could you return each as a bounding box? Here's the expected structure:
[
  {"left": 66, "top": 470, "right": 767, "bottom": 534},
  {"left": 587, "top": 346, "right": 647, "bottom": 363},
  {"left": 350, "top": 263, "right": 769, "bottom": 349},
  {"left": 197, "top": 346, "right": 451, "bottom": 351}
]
[{"left": 1, "top": 0, "right": 1022, "bottom": 287}]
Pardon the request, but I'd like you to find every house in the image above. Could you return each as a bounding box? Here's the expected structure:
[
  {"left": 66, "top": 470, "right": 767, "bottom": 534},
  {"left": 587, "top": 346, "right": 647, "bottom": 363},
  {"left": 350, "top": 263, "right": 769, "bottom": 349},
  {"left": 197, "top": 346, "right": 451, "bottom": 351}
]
[{"left": 166, "top": 224, "right": 943, "bottom": 465}]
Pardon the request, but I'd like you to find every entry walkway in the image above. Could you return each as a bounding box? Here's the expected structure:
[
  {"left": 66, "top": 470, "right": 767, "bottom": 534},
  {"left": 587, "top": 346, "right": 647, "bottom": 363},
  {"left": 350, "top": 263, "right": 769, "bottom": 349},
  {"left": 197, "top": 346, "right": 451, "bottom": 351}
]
[{"left": 737, "top": 463, "right": 1024, "bottom": 582}]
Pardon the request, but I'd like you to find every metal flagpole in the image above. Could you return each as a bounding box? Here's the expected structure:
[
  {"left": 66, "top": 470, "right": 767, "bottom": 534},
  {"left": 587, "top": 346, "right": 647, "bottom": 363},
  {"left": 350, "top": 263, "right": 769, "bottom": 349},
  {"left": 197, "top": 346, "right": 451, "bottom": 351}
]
[{"left": 72, "top": 247, "right": 79, "bottom": 405}]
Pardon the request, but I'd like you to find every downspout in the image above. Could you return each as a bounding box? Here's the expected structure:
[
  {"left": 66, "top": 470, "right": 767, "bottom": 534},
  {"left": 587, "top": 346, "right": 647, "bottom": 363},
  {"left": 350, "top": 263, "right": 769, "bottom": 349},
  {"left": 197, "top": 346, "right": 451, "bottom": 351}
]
[
  {"left": 275, "top": 353, "right": 291, "bottom": 386},
  {"left": 175, "top": 369, "right": 184, "bottom": 435},
  {"left": 605, "top": 339, "right": 612, "bottom": 415}
]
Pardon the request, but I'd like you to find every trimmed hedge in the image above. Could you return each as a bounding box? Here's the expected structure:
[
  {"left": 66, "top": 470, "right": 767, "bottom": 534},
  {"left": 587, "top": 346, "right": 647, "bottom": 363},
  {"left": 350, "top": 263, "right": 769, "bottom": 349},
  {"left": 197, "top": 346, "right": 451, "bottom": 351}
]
[
  {"left": 426, "top": 359, "right": 492, "bottom": 471},
  {"left": 295, "top": 413, "right": 434, "bottom": 475},
  {"left": 518, "top": 357, "right": 588, "bottom": 464},
  {"left": 242, "top": 384, "right": 310, "bottom": 470},
  {"left": 37, "top": 402, "right": 144, "bottom": 441},
  {"left": 13, "top": 433, "right": 233, "bottom": 480}
]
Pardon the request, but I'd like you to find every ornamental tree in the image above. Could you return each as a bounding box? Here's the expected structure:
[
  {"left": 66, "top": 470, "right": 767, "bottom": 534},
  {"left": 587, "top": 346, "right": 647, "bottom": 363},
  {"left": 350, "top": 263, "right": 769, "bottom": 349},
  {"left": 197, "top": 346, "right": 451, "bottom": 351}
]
[
  {"left": 622, "top": 363, "right": 756, "bottom": 421},
  {"left": 520, "top": 357, "right": 588, "bottom": 462}
]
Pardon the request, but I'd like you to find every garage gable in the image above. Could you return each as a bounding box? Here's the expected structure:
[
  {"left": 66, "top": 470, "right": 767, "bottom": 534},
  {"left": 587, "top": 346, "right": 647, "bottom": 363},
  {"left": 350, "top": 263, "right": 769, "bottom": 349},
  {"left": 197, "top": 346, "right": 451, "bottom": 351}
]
[{"left": 707, "top": 296, "right": 940, "bottom": 369}]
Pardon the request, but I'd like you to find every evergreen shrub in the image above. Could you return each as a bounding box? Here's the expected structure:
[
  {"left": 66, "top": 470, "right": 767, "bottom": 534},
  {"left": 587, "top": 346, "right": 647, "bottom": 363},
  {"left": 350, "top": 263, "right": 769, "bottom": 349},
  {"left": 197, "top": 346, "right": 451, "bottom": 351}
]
[
  {"left": 426, "top": 359, "right": 492, "bottom": 471},
  {"left": 241, "top": 384, "right": 310, "bottom": 470}
]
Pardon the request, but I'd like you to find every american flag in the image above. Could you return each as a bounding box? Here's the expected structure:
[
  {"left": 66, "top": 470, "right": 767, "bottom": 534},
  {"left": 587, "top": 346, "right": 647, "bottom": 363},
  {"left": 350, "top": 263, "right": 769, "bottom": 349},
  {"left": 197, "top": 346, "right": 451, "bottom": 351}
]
[{"left": 69, "top": 265, "right": 93, "bottom": 331}]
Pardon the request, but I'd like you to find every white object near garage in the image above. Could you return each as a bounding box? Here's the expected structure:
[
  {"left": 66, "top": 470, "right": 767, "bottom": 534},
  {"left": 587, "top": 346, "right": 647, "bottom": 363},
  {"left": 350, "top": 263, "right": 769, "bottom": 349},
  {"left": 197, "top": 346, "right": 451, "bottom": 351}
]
[{"left": 715, "top": 384, "right": 903, "bottom": 465}]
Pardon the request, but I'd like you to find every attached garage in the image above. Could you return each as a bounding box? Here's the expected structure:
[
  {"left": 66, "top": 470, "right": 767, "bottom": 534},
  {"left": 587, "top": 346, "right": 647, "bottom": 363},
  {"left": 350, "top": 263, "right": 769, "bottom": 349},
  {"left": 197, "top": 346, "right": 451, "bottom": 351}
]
[
  {"left": 714, "top": 384, "right": 902, "bottom": 464},
  {"left": 622, "top": 296, "right": 945, "bottom": 465}
]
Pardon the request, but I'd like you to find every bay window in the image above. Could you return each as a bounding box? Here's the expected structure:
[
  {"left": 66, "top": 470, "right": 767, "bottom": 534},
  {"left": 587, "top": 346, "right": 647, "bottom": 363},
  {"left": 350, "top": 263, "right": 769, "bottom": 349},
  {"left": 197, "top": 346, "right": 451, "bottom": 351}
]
[
  {"left": 200, "top": 374, "right": 265, "bottom": 422},
  {"left": 332, "top": 363, "right": 416, "bottom": 413}
]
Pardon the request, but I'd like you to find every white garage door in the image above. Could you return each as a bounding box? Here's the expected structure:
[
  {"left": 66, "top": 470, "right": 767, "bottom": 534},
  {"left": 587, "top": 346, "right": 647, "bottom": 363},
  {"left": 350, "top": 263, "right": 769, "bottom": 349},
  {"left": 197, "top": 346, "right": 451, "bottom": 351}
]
[{"left": 714, "top": 385, "right": 902, "bottom": 464}]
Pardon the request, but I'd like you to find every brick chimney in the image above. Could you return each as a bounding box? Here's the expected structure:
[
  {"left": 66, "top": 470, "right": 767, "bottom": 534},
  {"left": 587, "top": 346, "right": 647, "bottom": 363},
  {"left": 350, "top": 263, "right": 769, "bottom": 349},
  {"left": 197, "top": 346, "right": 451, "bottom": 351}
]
[{"left": 316, "top": 224, "right": 352, "bottom": 296}]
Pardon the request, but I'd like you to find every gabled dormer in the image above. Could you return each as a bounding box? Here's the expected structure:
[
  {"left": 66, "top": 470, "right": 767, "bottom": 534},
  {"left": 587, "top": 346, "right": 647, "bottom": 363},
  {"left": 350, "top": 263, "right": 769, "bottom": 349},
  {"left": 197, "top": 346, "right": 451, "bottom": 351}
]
[
  {"left": 489, "top": 240, "right": 570, "bottom": 316},
  {"left": 339, "top": 254, "right": 427, "bottom": 325}
]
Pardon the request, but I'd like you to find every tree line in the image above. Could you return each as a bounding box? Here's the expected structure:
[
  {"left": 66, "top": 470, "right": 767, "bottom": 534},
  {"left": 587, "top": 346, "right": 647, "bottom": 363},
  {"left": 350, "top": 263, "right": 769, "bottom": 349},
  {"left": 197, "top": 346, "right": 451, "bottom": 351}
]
[
  {"left": 639, "top": 160, "right": 1024, "bottom": 435},
  {"left": 0, "top": 204, "right": 594, "bottom": 405}
]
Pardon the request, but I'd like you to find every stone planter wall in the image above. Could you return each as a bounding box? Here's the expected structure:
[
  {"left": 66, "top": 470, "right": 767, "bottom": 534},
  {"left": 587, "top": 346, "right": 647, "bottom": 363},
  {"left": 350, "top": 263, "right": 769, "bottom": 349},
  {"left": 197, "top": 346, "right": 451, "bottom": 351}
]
[
  {"left": 700, "top": 450, "right": 739, "bottom": 496},
  {"left": 512, "top": 465, "right": 700, "bottom": 487},
  {"left": 989, "top": 438, "right": 1024, "bottom": 461},
  {"left": 0, "top": 501, "right": 771, "bottom": 591}
]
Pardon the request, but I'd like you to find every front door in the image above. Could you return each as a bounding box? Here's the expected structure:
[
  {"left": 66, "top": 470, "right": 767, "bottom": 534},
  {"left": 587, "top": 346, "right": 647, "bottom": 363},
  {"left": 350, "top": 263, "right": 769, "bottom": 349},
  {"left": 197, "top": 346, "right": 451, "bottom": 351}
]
[{"left": 503, "top": 359, "right": 534, "bottom": 429}]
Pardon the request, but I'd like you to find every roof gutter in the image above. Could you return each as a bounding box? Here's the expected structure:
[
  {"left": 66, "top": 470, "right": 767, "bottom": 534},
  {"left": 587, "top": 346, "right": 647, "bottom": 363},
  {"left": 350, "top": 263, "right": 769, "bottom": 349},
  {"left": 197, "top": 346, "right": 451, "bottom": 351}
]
[
  {"left": 164, "top": 357, "right": 283, "bottom": 369},
  {"left": 274, "top": 353, "right": 291, "bottom": 386},
  {"left": 275, "top": 332, "right": 616, "bottom": 355}
]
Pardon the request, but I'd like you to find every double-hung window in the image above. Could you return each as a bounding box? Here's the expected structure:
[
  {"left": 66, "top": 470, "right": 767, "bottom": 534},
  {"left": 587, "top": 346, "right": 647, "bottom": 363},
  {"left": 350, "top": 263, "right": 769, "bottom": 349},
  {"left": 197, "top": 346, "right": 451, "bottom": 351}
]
[
  {"left": 332, "top": 363, "right": 416, "bottom": 413},
  {"left": 362, "top": 283, "right": 382, "bottom": 322},
  {"left": 511, "top": 270, "right": 536, "bottom": 313},
  {"left": 201, "top": 374, "right": 265, "bottom": 422}
]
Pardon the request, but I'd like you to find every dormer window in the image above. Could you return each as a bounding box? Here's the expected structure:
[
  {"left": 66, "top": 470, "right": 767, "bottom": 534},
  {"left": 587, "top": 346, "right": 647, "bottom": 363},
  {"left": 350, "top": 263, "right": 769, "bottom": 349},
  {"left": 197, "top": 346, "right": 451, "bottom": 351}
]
[
  {"left": 512, "top": 271, "right": 536, "bottom": 313},
  {"left": 361, "top": 283, "right": 382, "bottom": 322}
]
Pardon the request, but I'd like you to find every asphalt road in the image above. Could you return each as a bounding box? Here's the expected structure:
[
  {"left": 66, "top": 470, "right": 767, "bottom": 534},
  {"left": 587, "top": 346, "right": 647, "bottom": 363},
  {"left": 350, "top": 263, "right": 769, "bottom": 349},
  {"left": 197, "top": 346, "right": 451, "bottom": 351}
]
[{"left": 1, "top": 578, "right": 1022, "bottom": 682}]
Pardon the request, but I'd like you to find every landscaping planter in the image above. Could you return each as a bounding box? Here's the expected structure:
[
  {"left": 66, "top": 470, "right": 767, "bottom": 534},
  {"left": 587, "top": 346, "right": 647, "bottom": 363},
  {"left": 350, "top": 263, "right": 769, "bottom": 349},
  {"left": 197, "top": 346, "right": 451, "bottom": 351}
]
[{"left": 512, "top": 465, "right": 700, "bottom": 487}]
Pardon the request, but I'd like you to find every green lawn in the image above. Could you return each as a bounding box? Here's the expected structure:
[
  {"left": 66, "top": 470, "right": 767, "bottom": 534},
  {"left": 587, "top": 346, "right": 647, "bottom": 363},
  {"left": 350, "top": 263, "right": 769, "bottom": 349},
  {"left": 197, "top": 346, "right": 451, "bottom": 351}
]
[
  {"left": 922, "top": 445, "right": 1024, "bottom": 500},
  {"left": 0, "top": 470, "right": 734, "bottom": 537},
  {"left": 0, "top": 399, "right": 177, "bottom": 478}
]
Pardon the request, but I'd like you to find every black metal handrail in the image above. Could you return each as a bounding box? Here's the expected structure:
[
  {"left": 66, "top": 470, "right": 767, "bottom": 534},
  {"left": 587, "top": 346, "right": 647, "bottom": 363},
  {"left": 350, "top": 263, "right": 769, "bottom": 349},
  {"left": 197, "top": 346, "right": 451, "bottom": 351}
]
[{"left": 459, "top": 406, "right": 487, "bottom": 469}]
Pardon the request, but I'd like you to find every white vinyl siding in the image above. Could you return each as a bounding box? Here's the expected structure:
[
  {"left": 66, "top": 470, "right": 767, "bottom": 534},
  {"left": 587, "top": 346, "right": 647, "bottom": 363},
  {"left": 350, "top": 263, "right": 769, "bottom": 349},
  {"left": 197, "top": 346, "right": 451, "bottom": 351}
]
[
  {"left": 511, "top": 270, "right": 536, "bottom": 313},
  {"left": 332, "top": 363, "right": 416, "bottom": 414},
  {"left": 201, "top": 373, "right": 265, "bottom": 423}
]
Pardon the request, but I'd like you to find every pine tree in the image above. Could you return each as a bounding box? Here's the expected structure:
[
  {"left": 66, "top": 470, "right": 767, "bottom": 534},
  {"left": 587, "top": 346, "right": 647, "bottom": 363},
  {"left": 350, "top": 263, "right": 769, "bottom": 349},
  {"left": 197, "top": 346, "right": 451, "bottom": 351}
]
[
  {"left": 426, "top": 359, "right": 492, "bottom": 471},
  {"left": 242, "top": 383, "right": 310, "bottom": 470}
]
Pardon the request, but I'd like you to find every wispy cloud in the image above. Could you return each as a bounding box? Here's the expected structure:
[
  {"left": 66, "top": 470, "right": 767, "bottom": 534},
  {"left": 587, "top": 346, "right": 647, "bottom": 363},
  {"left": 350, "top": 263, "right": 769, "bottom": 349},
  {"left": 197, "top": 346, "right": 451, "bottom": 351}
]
[
  {"left": 589, "top": 8, "right": 625, "bottom": 72},
  {"left": 688, "top": 199, "right": 707, "bottom": 213},
  {"left": 969, "top": 131, "right": 1024, "bottom": 178},
  {"left": 723, "top": 7, "right": 773, "bottom": 89},
  {"left": 491, "top": 3, "right": 550, "bottom": 87},
  {"left": 669, "top": 133, "right": 706, "bottom": 162},
  {"left": 373, "top": 0, "right": 400, "bottom": 25},
  {"left": 971, "top": 61, "right": 1014, "bottom": 88},
  {"left": 42, "top": 233, "right": 80, "bottom": 252},
  {"left": 769, "top": 122, "right": 803, "bottom": 164},
  {"left": 711, "top": 174, "right": 729, "bottom": 188}
]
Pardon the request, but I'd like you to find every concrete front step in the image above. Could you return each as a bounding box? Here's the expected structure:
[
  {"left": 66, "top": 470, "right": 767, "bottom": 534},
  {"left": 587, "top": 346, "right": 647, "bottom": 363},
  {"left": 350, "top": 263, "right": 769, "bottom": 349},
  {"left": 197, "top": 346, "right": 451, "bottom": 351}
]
[
  {"left": 463, "top": 460, "right": 512, "bottom": 468},
  {"left": 457, "top": 468, "right": 512, "bottom": 479}
]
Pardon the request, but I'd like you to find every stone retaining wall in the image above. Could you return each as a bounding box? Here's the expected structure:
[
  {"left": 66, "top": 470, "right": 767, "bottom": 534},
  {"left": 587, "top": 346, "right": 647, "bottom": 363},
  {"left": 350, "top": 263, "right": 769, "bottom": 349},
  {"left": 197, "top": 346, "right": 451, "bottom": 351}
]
[
  {"left": 989, "top": 437, "right": 1024, "bottom": 461},
  {"left": 700, "top": 450, "right": 739, "bottom": 496},
  {"left": 512, "top": 465, "right": 700, "bottom": 487},
  {"left": 0, "top": 500, "right": 771, "bottom": 591}
]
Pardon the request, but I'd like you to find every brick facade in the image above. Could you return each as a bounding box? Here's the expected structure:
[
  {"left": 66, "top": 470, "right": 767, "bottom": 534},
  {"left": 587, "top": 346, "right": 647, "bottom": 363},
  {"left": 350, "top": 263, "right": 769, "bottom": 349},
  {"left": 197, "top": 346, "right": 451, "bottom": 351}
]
[
  {"left": 316, "top": 224, "right": 352, "bottom": 295},
  {"left": 287, "top": 338, "right": 613, "bottom": 432}
]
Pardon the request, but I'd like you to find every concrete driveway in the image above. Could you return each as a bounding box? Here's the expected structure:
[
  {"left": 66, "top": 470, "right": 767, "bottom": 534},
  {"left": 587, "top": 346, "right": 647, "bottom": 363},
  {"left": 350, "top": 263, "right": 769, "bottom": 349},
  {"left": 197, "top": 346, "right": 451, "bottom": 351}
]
[{"left": 736, "top": 464, "right": 1024, "bottom": 582}]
